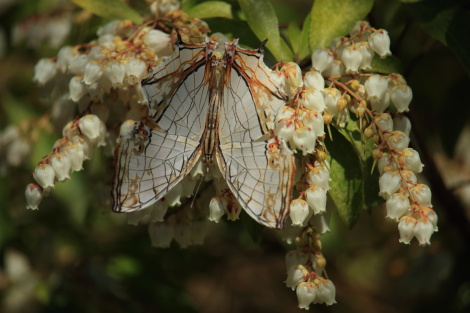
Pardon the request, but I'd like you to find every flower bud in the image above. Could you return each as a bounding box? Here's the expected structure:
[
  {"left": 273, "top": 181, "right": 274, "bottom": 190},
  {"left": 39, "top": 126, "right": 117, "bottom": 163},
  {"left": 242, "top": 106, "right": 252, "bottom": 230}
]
[
  {"left": 25, "top": 183, "right": 43, "bottom": 210},
  {"left": 33, "top": 164, "right": 55, "bottom": 189}
]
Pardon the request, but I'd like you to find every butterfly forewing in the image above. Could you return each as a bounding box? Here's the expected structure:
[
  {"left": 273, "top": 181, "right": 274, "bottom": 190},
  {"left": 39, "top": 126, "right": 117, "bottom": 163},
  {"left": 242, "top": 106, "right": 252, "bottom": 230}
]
[{"left": 112, "top": 41, "right": 211, "bottom": 212}]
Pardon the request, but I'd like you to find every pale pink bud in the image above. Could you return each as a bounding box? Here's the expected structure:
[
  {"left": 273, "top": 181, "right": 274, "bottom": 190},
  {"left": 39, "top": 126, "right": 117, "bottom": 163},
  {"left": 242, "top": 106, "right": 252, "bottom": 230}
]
[
  {"left": 293, "top": 126, "right": 317, "bottom": 155},
  {"left": 307, "top": 167, "right": 330, "bottom": 189},
  {"left": 148, "top": 222, "right": 174, "bottom": 248},
  {"left": 398, "top": 216, "right": 416, "bottom": 244},
  {"left": 410, "top": 184, "right": 432, "bottom": 207},
  {"left": 379, "top": 171, "right": 401, "bottom": 199},
  {"left": 69, "top": 76, "right": 86, "bottom": 102},
  {"left": 25, "top": 183, "right": 43, "bottom": 210},
  {"left": 126, "top": 59, "right": 148, "bottom": 85},
  {"left": 290, "top": 199, "right": 311, "bottom": 227},
  {"left": 33, "top": 164, "right": 55, "bottom": 189},
  {"left": 83, "top": 63, "right": 103, "bottom": 85},
  {"left": 296, "top": 282, "right": 316, "bottom": 309},
  {"left": 386, "top": 131, "right": 410, "bottom": 151},
  {"left": 78, "top": 114, "right": 101, "bottom": 141},
  {"left": 275, "top": 107, "right": 296, "bottom": 142},
  {"left": 300, "top": 89, "right": 325, "bottom": 112},
  {"left": 311, "top": 49, "right": 334, "bottom": 73},
  {"left": 386, "top": 193, "right": 410, "bottom": 221},
  {"left": 341, "top": 46, "right": 363, "bottom": 73},
  {"left": 33, "top": 58, "right": 57, "bottom": 85},
  {"left": 286, "top": 265, "right": 308, "bottom": 290},
  {"left": 369, "top": 29, "right": 391, "bottom": 58},
  {"left": 413, "top": 219, "right": 434, "bottom": 246},
  {"left": 305, "top": 186, "right": 327, "bottom": 214},
  {"left": 391, "top": 85, "right": 412, "bottom": 113},
  {"left": 50, "top": 154, "right": 71, "bottom": 182},
  {"left": 303, "top": 70, "right": 324, "bottom": 91}
]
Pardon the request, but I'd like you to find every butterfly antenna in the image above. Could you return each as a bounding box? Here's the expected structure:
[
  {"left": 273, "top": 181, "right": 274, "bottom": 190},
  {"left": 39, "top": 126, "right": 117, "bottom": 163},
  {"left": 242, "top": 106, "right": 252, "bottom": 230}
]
[{"left": 190, "top": 174, "right": 205, "bottom": 209}]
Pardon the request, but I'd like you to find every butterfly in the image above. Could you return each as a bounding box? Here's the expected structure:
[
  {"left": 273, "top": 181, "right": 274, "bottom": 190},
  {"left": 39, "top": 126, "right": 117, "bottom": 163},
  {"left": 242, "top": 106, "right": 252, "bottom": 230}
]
[{"left": 112, "top": 37, "right": 296, "bottom": 228}]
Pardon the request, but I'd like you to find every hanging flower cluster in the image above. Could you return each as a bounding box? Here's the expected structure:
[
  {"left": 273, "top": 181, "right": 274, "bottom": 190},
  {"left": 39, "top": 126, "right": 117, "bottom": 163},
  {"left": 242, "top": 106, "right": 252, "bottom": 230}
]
[{"left": 18, "top": 0, "right": 437, "bottom": 308}]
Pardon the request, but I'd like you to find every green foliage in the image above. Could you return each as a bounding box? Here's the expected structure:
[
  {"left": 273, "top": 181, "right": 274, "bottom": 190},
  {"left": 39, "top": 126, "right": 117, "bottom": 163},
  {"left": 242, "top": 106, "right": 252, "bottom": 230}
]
[
  {"left": 309, "top": 0, "right": 374, "bottom": 50},
  {"left": 237, "top": 0, "right": 293, "bottom": 61},
  {"left": 186, "top": 1, "right": 233, "bottom": 19},
  {"left": 70, "top": 0, "right": 143, "bottom": 24}
]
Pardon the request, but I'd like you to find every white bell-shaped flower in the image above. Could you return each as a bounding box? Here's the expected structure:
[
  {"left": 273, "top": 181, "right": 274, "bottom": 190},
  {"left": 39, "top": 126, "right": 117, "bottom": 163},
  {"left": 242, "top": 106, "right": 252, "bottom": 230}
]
[
  {"left": 358, "top": 42, "right": 374, "bottom": 70},
  {"left": 275, "top": 107, "right": 296, "bottom": 142},
  {"left": 296, "top": 282, "right": 316, "bottom": 310},
  {"left": 300, "top": 88, "right": 325, "bottom": 113},
  {"left": 311, "top": 49, "right": 334, "bottom": 73},
  {"left": 365, "top": 75, "right": 389, "bottom": 99},
  {"left": 64, "top": 143, "right": 85, "bottom": 172},
  {"left": 307, "top": 166, "right": 330, "bottom": 189},
  {"left": 33, "top": 58, "right": 57, "bottom": 85},
  {"left": 69, "top": 76, "right": 87, "bottom": 102},
  {"left": 398, "top": 216, "right": 416, "bottom": 244},
  {"left": 375, "top": 113, "right": 393, "bottom": 132},
  {"left": 149, "top": 201, "right": 168, "bottom": 222},
  {"left": 126, "top": 59, "right": 148, "bottom": 85},
  {"left": 303, "top": 70, "right": 324, "bottom": 91},
  {"left": 378, "top": 170, "right": 401, "bottom": 199},
  {"left": 427, "top": 209, "right": 438, "bottom": 231},
  {"left": 56, "top": 46, "right": 74, "bottom": 73},
  {"left": 305, "top": 185, "right": 327, "bottom": 214},
  {"left": 173, "top": 224, "right": 192, "bottom": 248},
  {"left": 83, "top": 62, "right": 103, "bottom": 85},
  {"left": 68, "top": 54, "right": 88, "bottom": 75},
  {"left": 410, "top": 184, "right": 432, "bottom": 207},
  {"left": 285, "top": 250, "right": 309, "bottom": 271},
  {"left": 323, "top": 59, "right": 344, "bottom": 77},
  {"left": 314, "top": 280, "right": 337, "bottom": 305},
  {"left": 370, "top": 90, "right": 390, "bottom": 113},
  {"left": 78, "top": 114, "right": 102, "bottom": 141},
  {"left": 209, "top": 196, "right": 226, "bottom": 223},
  {"left": 148, "top": 222, "right": 174, "bottom": 248},
  {"left": 286, "top": 265, "right": 308, "bottom": 290},
  {"left": 292, "top": 126, "right": 317, "bottom": 155},
  {"left": 50, "top": 153, "right": 71, "bottom": 182},
  {"left": 145, "top": 29, "right": 171, "bottom": 54},
  {"left": 33, "top": 164, "right": 55, "bottom": 189},
  {"left": 391, "top": 85, "right": 412, "bottom": 113},
  {"left": 289, "top": 199, "right": 311, "bottom": 227},
  {"left": 386, "top": 193, "right": 410, "bottom": 221},
  {"left": 105, "top": 61, "right": 126, "bottom": 87},
  {"left": 413, "top": 218, "right": 434, "bottom": 246},
  {"left": 386, "top": 131, "right": 410, "bottom": 151},
  {"left": 299, "top": 111, "right": 324, "bottom": 137},
  {"left": 341, "top": 45, "right": 363, "bottom": 73},
  {"left": 25, "top": 183, "right": 43, "bottom": 210},
  {"left": 393, "top": 115, "right": 411, "bottom": 137},
  {"left": 323, "top": 88, "right": 341, "bottom": 116},
  {"left": 369, "top": 29, "right": 391, "bottom": 58}
]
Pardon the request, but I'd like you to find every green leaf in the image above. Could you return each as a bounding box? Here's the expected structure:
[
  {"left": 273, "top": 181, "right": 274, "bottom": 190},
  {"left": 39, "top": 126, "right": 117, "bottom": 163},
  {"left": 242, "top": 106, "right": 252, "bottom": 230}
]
[
  {"left": 309, "top": 0, "right": 374, "bottom": 50},
  {"left": 368, "top": 54, "right": 403, "bottom": 74},
  {"left": 327, "top": 125, "right": 364, "bottom": 228},
  {"left": 297, "top": 12, "right": 312, "bottom": 62},
  {"left": 287, "top": 21, "right": 301, "bottom": 55},
  {"left": 238, "top": 0, "right": 293, "bottom": 62},
  {"left": 186, "top": 1, "right": 233, "bottom": 19},
  {"left": 70, "top": 0, "right": 143, "bottom": 24}
]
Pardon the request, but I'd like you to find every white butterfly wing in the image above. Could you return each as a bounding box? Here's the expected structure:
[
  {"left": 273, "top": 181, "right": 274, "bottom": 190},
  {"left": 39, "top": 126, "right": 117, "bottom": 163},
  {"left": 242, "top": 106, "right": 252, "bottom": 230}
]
[
  {"left": 216, "top": 43, "right": 296, "bottom": 228},
  {"left": 112, "top": 41, "right": 210, "bottom": 212}
]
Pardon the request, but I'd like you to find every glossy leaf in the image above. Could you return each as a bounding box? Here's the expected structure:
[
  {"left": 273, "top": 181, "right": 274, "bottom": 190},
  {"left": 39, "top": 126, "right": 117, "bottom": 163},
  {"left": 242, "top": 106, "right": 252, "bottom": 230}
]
[
  {"left": 309, "top": 0, "right": 373, "bottom": 50},
  {"left": 186, "top": 1, "right": 233, "bottom": 19},
  {"left": 368, "top": 54, "right": 403, "bottom": 75},
  {"left": 70, "top": 0, "right": 143, "bottom": 24},
  {"left": 238, "top": 0, "right": 293, "bottom": 61}
]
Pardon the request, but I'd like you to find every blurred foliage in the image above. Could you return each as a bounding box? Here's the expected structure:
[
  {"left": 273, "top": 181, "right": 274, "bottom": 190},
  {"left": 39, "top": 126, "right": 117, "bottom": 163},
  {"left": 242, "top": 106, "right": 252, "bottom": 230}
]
[{"left": 1, "top": 0, "right": 470, "bottom": 312}]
